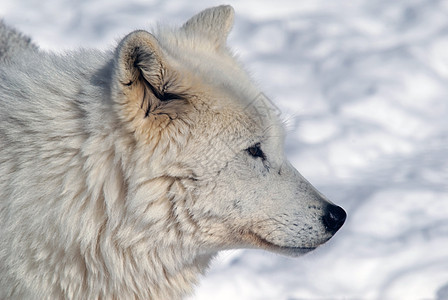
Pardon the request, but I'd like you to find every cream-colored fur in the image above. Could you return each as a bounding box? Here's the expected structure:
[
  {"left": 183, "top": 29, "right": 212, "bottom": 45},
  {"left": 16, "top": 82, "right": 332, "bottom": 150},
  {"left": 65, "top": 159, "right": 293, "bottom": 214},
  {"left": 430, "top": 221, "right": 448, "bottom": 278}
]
[{"left": 0, "top": 6, "right": 346, "bottom": 299}]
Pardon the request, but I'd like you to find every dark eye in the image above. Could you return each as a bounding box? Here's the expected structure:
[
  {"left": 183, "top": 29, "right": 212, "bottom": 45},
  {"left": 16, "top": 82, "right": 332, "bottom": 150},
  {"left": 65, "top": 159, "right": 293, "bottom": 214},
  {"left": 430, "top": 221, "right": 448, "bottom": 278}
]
[{"left": 246, "top": 143, "right": 266, "bottom": 160}]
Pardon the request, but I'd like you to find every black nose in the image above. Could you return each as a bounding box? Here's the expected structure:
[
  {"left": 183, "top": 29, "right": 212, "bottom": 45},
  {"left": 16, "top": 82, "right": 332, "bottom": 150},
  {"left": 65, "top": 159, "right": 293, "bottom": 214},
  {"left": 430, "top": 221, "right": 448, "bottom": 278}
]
[{"left": 323, "top": 204, "right": 347, "bottom": 233}]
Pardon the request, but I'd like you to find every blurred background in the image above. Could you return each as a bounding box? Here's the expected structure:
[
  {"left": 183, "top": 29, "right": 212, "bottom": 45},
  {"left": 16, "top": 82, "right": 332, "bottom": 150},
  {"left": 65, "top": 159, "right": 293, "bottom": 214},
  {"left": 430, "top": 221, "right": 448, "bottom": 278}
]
[{"left": 2, "top": 0, "right": 448, "bottom": 299}]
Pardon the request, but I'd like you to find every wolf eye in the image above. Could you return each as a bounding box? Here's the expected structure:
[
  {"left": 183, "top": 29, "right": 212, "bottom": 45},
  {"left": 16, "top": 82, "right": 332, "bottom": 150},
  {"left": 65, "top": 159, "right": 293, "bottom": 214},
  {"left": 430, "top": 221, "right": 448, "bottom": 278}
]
[{"left": 246, "top": 143, "right": 266, "bottom": 160}]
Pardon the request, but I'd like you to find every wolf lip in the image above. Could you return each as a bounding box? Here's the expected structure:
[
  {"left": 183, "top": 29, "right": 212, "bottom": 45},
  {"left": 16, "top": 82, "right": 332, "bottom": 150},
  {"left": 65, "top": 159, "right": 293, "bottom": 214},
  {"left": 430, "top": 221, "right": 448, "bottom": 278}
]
[{"left": 248, "top": 231, "right": 317, "bottom": 256}]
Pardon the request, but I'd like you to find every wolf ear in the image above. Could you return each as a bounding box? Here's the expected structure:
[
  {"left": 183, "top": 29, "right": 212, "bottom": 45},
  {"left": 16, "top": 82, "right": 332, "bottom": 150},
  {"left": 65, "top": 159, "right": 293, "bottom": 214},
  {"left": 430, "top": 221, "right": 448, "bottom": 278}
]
[
  {"left": 181, "top": 5, "right": 234, "bottom": 49},
  {"left": 112, "top": 30, "right": 187, "bottom": 130}
]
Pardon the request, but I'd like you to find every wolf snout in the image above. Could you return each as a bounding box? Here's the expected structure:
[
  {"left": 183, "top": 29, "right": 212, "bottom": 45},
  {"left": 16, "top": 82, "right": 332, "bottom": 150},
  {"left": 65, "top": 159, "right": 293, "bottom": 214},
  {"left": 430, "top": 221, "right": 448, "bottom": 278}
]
[{"left": 322, "top": 204, "right": 346, "bottom": 233}]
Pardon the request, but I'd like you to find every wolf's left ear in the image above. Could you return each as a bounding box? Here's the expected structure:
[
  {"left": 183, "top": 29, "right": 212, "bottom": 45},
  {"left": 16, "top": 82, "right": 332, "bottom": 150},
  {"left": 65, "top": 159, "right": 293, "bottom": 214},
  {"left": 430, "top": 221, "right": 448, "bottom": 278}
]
[
  {"left": 181, "top": 5, "right": 234, "bottom": 49},
  {"left": 112, "top": 30, "right": 187, "bottom": 131}
]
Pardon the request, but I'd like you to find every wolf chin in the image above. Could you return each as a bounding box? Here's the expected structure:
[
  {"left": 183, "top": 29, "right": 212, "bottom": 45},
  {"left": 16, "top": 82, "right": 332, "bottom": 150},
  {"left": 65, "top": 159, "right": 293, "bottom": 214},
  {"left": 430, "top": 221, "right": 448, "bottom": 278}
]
[{"left": 0, "top": 6, "right": 346, "bottom": 299}]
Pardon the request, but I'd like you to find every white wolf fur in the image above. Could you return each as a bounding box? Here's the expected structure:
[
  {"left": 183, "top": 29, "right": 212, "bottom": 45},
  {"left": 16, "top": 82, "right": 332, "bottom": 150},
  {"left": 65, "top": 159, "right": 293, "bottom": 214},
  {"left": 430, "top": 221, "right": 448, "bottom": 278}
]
[{"left": 0, "top": 6, "right": 346, "bottom": 299}]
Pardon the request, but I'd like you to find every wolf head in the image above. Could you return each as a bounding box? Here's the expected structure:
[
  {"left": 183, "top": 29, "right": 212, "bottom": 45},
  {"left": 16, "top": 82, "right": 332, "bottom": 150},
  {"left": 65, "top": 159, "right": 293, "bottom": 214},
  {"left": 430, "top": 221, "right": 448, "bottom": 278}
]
[{"left": 110, "top": 5, "right": 346, "bottom": 258}]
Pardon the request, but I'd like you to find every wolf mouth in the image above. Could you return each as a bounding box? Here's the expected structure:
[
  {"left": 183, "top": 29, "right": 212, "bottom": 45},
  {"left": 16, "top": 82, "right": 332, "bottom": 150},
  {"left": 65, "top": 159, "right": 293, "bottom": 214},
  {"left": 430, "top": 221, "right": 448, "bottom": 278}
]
[{"left": 248, "top": 230, "right": 316, "bottom": 256}]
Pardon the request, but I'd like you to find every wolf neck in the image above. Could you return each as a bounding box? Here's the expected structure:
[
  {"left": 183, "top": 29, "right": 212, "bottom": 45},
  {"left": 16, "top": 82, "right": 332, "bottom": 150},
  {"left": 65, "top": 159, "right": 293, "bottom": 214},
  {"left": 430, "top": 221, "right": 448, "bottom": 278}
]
[
  {"left": 71, "top": 127, "right": 214, "bottom": 299},
  {"left": 85, "top": 226, "right": 214, "bottom": 299},
  {"left": 91, "top": 240, "right": 213, "bottom": 299}
]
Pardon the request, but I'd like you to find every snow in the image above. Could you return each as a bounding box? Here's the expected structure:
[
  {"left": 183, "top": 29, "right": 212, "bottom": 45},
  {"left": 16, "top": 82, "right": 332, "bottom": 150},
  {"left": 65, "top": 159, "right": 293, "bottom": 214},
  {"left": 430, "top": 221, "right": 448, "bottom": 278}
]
[{"left": 2, "top": 0, "right": 448, "bottom": 299}]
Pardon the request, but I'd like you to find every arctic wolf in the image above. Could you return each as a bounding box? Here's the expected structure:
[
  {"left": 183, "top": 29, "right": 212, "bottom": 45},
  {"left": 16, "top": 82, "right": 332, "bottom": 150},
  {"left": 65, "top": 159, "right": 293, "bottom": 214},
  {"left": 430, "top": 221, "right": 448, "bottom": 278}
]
[{"left": 0, "top": 6, "right": 346, "bottom": 299}]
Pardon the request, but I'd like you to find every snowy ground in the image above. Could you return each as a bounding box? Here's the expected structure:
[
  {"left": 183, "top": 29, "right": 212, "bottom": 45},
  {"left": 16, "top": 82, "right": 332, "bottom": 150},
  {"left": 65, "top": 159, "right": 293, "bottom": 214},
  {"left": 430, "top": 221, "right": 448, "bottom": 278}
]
[{"left": 2, "top": 0, "right": 448, "bottom": 299}]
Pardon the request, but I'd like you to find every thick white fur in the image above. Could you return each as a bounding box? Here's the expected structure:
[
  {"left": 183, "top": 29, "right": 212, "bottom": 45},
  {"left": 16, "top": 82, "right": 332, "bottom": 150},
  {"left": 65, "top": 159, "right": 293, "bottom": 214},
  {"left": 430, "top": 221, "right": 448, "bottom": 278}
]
[{"left": 0, "top": 6, "right": 342, "bottom": 299}]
